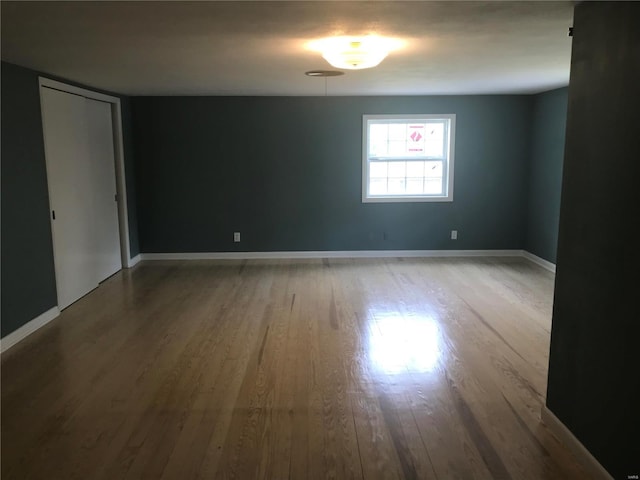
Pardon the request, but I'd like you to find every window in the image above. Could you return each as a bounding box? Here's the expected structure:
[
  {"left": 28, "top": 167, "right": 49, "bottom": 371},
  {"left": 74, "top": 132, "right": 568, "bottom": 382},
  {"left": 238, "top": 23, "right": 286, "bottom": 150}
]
[{"left": 362, "top": 114, "right": 456, "bottom": 202}]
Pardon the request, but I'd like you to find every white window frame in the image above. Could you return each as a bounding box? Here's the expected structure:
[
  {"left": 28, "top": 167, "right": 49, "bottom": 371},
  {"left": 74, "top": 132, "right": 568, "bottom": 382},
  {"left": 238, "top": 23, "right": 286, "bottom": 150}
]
[{"left": 362, "top": 114, "right": 456, "bottom": 203}]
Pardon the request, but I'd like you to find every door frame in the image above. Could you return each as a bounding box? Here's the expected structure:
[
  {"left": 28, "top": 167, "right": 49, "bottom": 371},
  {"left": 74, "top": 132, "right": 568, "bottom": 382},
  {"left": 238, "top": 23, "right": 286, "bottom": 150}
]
[{"left": 38, "top": 77, "right": 133, "bottom": 275}]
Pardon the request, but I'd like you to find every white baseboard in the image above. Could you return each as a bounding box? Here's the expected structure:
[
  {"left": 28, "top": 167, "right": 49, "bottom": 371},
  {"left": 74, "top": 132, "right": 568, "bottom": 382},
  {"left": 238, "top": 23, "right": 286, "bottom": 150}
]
[
  {"left": 139, "top": 249, "right": 524, "bottom": 261},
  {"left": 541, "top": 406, "right": 613, "bottom": 480},
  {"left": 522, "top": 250, "right": 556, "bottom": 273},
  {"left": 1, "top": 306, "right": 60, "bottom": 354},
  {"left": 127, "top": 254, "right": 141, "bottom": 268}
]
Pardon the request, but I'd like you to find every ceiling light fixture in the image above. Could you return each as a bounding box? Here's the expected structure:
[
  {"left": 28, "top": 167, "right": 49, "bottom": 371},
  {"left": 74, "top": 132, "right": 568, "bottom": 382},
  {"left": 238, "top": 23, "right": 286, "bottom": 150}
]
[{"left": 308, "top": 36, "right": 402, "bottom": 70}]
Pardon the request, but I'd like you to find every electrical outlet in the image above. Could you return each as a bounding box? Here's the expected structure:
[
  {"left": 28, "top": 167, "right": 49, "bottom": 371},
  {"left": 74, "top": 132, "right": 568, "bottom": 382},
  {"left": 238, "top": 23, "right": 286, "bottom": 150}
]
[
  {"left": 233, "top": 232, "right": 241, "bottom": 242},
  {"left": 451, "top": 230, "right": 458, "bottom": 240}
]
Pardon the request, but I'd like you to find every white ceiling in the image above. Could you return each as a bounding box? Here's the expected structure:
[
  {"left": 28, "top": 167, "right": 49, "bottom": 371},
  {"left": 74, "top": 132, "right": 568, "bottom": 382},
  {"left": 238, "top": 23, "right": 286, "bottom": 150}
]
[{"left": 1, "top": 1, "right": 574, "bottom": 96}]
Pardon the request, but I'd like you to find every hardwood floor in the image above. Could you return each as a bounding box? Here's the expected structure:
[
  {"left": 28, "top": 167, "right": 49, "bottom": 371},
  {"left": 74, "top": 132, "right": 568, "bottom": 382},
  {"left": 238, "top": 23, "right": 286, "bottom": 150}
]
[{"left": 1, "top": 257, "right": 589, "bottom": 479}]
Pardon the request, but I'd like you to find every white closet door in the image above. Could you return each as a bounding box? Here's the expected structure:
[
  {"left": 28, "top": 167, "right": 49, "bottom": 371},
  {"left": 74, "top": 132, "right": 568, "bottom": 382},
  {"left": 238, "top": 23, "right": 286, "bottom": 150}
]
[
  {"left": 41, "top": 87, "right": 99, "bottom": 309},
  {"left": 85, "top": 98, "right": 121, "bottom": 281},
  {"left": 41, "top": 88, "right": 122, "bottom": 310}
]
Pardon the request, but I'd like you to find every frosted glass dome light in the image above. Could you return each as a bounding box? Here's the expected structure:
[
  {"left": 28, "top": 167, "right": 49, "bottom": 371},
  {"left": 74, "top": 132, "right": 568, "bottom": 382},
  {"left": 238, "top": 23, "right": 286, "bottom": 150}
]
[{"left": 308, "top": 36, "right": 402, "bottom": 70}]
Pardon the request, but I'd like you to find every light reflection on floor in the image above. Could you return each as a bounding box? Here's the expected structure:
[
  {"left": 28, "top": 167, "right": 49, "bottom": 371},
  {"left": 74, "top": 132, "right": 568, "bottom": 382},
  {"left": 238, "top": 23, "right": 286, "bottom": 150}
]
[{"left": 368, "top": 310, "right": 441, "bottom": 375}]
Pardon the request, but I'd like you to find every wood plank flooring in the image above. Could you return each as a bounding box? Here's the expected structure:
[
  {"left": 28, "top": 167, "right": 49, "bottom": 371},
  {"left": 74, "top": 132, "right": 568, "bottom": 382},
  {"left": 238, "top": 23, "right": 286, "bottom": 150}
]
[{"left": 1, "top": 257, "right": 590, "bottom": 479}]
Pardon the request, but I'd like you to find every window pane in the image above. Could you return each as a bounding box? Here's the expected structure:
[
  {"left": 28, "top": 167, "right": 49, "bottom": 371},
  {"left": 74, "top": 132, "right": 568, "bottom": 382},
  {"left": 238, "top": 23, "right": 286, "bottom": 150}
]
[
  {"left": 425, "top": 161, "right": 443, "bottom": 178},
  {"left": 388, "top": 178, "right": 406, "bottom": 194},
  {"left": 424, "top": 123, "right": 444, "bottom": 157},
  {"left": 406, "top": 178, "right": 424, "bottom": 194},
  {"left": 370, "top": 162, "right": 388, "bottom": 178},
  {"left": 406, "top": 161, "right": 424, "bottom": 177},
  {"left": 388, "top": 161, "right": 406, "bottom": 178},
  {"left": 369, "top": 122, "right": 434, "bottom": 158},
  {"left": 370, "top": 178, "right": 387, "bottom": 195},
  {"left": 425, "top": 178, "right": 443, "bottom": 194},
  {"left": 388, "top": 141, "right": 406, "bottom": 156},
  {"left": 388, "top": 123, "right": 406, "bottom": 141},
  {"left": 369, "top": 124, "right": 388, "bottom": 156},
  {"left": 406, "top": 124, "right": 426, "bottom": 156}
]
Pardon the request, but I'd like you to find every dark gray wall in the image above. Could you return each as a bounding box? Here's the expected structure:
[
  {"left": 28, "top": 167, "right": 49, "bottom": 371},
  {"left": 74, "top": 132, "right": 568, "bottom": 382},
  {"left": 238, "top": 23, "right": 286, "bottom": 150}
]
[
  {"left": 132, "top": 96, "right": 532, "bottom": 253},
  {"left": 1, "top": 61, "right": 139, "bottom": 338},
  {"left": 525, "top": 87, "right": 568, "bottom": 263},
  {"left": 1, "top": 62, "right": 58, "bottom": 337},
  {"left": 546, "top": 2, "right": 640, "bottom": 479}
]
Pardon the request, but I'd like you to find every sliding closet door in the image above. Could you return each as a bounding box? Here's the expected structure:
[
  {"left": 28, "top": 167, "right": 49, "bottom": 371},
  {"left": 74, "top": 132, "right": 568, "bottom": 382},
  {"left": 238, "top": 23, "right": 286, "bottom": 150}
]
[
  {"left": 41, "top": 87, "right": 122, "bottom": 309},
  {"left": 41, "top": 87, "right": 99, "bottom": 309},
  {"left": 85, "top": 98, "right": 121, "bottom": 281}
]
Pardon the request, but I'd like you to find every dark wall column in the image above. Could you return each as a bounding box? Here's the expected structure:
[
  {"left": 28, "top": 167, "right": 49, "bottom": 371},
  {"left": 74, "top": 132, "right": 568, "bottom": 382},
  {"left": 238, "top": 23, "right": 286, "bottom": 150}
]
[{"left": 546, "top": 2, "right": 640, "bottom": 479}]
